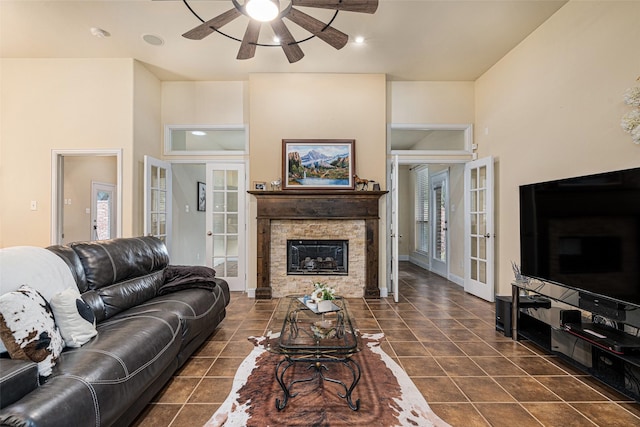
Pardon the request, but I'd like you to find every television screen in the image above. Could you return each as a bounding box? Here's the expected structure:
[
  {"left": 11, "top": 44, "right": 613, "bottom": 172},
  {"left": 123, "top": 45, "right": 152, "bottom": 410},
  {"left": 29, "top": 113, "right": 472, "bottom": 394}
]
[{"left": 519, "top": 167, "right": 640, "bottom": 305}]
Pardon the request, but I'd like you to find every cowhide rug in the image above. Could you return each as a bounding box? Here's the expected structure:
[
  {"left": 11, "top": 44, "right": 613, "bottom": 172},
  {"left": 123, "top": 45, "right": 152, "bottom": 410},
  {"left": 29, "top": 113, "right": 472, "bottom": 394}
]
[{"left": 204, "top": 333, "right": 450, "bottom": 427}]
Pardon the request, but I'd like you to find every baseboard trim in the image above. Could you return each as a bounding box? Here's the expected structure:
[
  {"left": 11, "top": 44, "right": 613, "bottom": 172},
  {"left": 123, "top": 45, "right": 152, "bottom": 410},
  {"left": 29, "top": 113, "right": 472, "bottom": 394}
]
[{"left": 448, "top": 273, "right": 464, "bottom": 287}]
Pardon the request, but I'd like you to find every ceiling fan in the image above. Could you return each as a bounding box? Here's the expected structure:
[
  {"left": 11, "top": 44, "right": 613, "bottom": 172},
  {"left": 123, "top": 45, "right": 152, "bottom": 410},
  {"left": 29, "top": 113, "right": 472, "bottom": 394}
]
[{"left": 181, "top": 0, "right": 379, "bottom": 63}]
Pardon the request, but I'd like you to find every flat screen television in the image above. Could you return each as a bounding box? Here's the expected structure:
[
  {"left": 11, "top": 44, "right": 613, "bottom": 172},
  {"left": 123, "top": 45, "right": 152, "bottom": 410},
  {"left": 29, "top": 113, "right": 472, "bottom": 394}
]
[{"left": 519, "top": 167, "right": 640, "bottom": 307}]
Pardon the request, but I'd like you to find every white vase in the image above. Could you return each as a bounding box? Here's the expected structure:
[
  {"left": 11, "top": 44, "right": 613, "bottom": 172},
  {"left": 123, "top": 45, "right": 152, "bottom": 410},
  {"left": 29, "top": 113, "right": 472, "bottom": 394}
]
[{"left": 317, "top": 299, "right": 333, "bottom": 313}]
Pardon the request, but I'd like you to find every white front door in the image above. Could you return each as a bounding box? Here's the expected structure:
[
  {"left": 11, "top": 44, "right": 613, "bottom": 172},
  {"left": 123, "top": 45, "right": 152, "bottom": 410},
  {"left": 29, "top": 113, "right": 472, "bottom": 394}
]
[
  {"left": 144, "top": 156, "right": 172, "bottom": 253},
  {"left": 205, "top": 163, "right": 246, "bottom": 292},
  {"left": 91, "top": 181, "right": 116, "bottom": 241},
  {"left": 464, "top": 156, "right": 495, "bottom": 302},
  {"left": 430, "top": 169, "right": 449, "bottom": 278}
]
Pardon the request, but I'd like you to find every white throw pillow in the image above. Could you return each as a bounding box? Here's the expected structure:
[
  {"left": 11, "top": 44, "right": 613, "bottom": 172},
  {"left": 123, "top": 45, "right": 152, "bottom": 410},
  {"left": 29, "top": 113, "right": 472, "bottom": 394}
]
[
  {"left": 0, "top": 285, "right": 65, "bottom": 377},
  {"left": 49, "top": 287, "right": 97, "bottom": 348}
]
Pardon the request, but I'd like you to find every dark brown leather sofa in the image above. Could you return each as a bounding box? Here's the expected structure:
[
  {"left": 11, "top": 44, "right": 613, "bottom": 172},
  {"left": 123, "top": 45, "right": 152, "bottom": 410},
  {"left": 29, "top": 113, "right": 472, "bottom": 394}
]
[{"left": 0, "top": 236, "right": 230, "bottom": 427}]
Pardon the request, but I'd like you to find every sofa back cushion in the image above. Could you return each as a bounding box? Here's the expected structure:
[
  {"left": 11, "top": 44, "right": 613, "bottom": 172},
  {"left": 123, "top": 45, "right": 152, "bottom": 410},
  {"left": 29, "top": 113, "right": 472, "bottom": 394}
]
[
  {"left": 67, "top": 237, "right": 169, "bottom": 322},
  {"left": 70, "top": 237, "right": 169, "bottom": 291}
]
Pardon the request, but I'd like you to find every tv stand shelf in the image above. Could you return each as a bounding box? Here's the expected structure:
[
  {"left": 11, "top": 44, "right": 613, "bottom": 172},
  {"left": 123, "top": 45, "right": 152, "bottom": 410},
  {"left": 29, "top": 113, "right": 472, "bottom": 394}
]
[
  {"left": 511, "top": 279, "right": 640, "bottom": 402},
  {"left": 563, "top": 322, "right": 640, "bottom": 356}
]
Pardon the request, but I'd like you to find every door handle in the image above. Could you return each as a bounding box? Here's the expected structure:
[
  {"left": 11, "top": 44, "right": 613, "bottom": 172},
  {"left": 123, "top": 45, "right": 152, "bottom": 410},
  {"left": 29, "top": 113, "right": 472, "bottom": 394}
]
[{"left": 207, "top": 231, "right": 213, "bottom": 236}]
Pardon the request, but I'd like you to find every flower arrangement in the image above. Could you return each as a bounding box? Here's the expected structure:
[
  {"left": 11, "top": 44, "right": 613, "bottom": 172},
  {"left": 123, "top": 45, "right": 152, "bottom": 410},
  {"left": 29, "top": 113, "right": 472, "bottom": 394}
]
[
  {"left": 311, "top": 282, "right": 335, "bottom": 302},
  {"left": 621, "top": 79, "right": 640, "bottom": 145}
]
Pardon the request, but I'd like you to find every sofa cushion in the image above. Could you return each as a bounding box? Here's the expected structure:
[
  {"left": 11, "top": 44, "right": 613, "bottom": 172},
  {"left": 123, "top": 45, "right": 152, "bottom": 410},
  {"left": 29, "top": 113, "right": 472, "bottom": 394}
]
[
  {"left": 0, "top": 286, "right": 64, "bottom": 377},
  {"left": 0, "top": 358, "right": 39, "bottom": 409},
  {"left": 49, "top": 287, "right": 97, "bottom": 348},
  {"left": 70, "top": 237, "right": 169, "bottom": 291}
]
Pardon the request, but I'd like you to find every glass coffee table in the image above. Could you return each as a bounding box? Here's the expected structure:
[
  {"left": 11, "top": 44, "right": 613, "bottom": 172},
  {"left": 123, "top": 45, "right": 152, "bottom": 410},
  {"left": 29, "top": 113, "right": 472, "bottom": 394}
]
[{"left": 265, "top": 295, "right": 362, "bottom": 411}]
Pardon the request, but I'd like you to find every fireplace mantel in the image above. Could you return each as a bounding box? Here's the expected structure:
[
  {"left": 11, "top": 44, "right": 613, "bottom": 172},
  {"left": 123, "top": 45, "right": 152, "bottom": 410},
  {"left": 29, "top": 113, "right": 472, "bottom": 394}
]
[{"left": 249, "top": 190, "right": 387, "bottom": 299}]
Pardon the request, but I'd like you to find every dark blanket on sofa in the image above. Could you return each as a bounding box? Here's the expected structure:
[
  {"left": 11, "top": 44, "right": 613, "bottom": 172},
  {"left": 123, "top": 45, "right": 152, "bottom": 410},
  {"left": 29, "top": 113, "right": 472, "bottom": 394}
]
[{"left": 159, "top": 265, "right": 218, "bottom": 295}]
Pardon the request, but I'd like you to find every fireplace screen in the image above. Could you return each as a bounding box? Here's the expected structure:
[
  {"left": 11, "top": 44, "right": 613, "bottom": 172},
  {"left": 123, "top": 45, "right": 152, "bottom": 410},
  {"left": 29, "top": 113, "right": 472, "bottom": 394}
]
[{"left": 287, "top": 240, "right": 348, "bottom": 275}]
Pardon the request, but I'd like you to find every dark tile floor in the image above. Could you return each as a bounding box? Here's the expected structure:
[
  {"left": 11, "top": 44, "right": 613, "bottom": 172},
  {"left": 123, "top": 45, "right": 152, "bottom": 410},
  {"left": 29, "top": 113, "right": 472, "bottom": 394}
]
[{"left": 132, "top": 262, "right": 640, "bottom": 426}]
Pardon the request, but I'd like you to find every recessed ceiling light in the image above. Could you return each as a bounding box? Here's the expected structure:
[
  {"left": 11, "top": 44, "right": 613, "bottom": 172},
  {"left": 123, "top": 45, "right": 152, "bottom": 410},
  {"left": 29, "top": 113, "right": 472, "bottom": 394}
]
[
  {"left": 354, "top": 36, "right": 365, "bottom": 44},
  {"left": 273, "top": 36, "right": 281, "bottom": 44},
  {"left": 191, "top": 131, "right": 206, "bottom": 136},
  {"left": 90, "top": 27, "right": 110, "bottom": 38},
  {"left": 142, "top": 34, "right": 164, "bottom": 46}
]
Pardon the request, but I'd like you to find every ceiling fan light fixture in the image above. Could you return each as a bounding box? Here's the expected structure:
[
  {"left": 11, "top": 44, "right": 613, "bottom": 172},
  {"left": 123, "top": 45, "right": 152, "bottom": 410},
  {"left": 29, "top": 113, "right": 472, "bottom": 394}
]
[{"left": 245, "top": 0, "right": 279, "bottom": 22}]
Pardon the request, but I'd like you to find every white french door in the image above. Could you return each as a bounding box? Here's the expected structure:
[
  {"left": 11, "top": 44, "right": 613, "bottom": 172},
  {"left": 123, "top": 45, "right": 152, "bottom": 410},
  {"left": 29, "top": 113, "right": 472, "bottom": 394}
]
[
  {"left": 205, "top": 163, "right": 246, "bottom": 292},
  {"left": 430, "top": 169, "right": 449, "bottom": 278},
  {"left": 144, "top": 156, "right": 172, "bottom": 252},
  {"left": 390, "top": 155, "right": 400, "bottom": 302},
  {"left": 464, "top": 156, "right": 494, "bottom": 302}
]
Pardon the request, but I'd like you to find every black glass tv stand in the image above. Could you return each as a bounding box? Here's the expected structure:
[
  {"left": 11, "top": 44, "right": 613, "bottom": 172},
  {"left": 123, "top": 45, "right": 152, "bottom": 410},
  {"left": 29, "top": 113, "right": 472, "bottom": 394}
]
[{"left": 511, "top": 278, "right": 640, "bottom": 401}]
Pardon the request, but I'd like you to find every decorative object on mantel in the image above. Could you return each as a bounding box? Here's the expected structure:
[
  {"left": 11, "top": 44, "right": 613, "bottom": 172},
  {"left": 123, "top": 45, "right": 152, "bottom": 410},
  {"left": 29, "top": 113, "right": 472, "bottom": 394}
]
[
  {"left": 180, "top": 0, "right": 379, "bottom": 63},
  {"left": 253, "top": 181, "right": 267, "bottom": 191},
  {"left": 270, "top": 178, "right": 281, "bottom": 191},
  {"left": 282, "top": 139, "right": 355, "bottom": 190},
  {"left": 621, "top": 77, "right": 640, "bottom": 145},
  {"left": 353, "top": 174, "right": 368, "bottom": 190}
]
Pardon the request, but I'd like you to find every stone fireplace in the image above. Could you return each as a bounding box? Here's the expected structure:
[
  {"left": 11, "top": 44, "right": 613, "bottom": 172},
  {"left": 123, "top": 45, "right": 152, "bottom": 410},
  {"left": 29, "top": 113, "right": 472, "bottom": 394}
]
[{"left": 249, "top": 190, "right": 386, "bottom": 299}]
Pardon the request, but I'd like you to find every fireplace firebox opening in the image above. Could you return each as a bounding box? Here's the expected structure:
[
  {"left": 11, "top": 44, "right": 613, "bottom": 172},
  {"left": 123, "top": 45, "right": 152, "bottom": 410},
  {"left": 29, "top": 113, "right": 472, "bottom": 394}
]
[{"left": 287, "top": 239, "right": 348, "bottom": 275}]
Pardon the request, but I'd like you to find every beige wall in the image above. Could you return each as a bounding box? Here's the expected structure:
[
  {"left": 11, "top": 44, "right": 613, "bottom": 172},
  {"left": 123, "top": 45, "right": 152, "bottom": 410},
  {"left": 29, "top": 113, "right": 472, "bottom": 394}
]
[
  {"left": 0, "top": 58, "right": 136, "bottom": 247},
  {"left": 475, "top": 1, "right": 640, "bottom": 297},
  {"left": 247, "top": 73, "right": 387, "bottom": 292},
  {"left": 133, "top": 61, "right": 162, "bottom": 236},
  {"left": 161, "top": 81, "right": 246, "bottom": 126},
  {"left": 389, "top": 81, "right": 475, "bottom": 124}
]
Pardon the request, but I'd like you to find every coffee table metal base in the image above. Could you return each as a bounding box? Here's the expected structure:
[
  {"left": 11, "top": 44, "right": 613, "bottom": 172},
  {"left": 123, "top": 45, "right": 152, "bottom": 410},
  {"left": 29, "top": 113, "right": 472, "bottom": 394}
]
[{"left": 274, "top": 355, "right": 361, "bottom": 411}]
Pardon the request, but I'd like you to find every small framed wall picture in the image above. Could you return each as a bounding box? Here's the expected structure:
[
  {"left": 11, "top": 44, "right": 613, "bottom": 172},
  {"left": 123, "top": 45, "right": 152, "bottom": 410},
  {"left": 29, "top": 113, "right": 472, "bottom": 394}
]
[
  {"left": 253, "top": 181, "right": 267, "bottom": 191},
  {"left": 197, "top": 182, "right": 206, "bottom": 211}
]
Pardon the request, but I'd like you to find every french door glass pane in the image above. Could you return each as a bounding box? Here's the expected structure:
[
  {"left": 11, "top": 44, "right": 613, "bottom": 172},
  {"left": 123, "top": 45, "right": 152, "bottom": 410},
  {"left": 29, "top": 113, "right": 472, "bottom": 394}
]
[
  {"left": 159, "top": 168, "right": 166, "bottom": 190},
  {"left": 212, "top": 192, "right": 225, "bottom": 212},
  {"left": 213, "top": 235, "right": 224, "bottom": 256},
  {"left": 213, "top": 170, "right": 225, "bottom": 190},
  {"left": 227, "top": 236, "right": 238, "bottom": 257},
  {"left": 227, "top": 214, "right": 238, "bottom": 233},
  {"left": 213, "top": 214, "right": 225, "bottom": 233},
  {"left": 227, "top": 192, "right": 238, "bottom": 212},
  {"left": 151, "top": 166, "right": 159, "bottom": 188}
]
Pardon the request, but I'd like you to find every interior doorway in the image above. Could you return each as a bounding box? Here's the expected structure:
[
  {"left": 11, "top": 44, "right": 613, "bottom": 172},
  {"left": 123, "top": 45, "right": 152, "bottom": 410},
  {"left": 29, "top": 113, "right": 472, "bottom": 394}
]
[{"left": 51, "top": 150, "right": 122, "bottom": 245}]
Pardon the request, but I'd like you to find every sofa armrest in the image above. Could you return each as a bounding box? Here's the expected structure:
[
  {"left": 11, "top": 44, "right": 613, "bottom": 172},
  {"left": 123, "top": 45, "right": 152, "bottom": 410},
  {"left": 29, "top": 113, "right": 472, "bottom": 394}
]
[{"left": 0, "top": 359, "right": 39, "bottom": 409}]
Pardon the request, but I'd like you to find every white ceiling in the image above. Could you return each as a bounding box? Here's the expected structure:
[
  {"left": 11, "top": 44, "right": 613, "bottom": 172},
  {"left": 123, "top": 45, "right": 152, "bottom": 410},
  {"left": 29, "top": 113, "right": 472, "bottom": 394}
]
[{"left": 0, "top": 0, "right": 568, "bottom": 82}]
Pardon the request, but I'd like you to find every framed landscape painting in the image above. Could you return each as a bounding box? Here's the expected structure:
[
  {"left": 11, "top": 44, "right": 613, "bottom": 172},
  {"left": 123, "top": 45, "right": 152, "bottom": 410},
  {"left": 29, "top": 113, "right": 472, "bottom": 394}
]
[{"left": 282, "top": 139, "right": 355, "bottom": 190}]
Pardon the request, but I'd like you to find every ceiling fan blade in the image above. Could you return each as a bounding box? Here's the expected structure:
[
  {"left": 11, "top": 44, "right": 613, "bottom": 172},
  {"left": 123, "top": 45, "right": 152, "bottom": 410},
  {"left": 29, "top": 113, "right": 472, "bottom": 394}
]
[
  {"left": 182, "top": 8, "right": 242, "bottom": 40},
  {"left": 286, "top": 8, "right": 348, "bottom": 50},
  {"left": 292, "top": 0, "right": 378, "bottom": 14},
  {"left": 270, "top": 19, "right": 304, "bottom": 63},
  {"left": 237, "top": 20, "right": 262, "bottom": 60}
]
